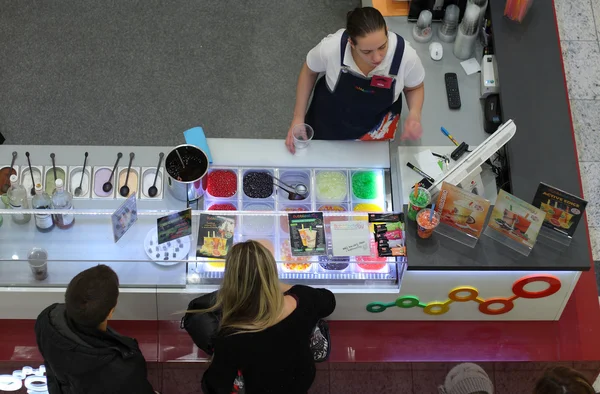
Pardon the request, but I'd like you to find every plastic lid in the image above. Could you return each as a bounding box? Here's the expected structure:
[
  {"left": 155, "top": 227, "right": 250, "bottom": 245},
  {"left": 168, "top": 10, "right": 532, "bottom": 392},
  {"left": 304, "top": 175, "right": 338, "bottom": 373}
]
[
  {"left": 35, "top": 183, "right": 43, "bottom": 191},
  {"left": 9, "top": 174, "right": 17, "bottom": 183},
  {"left": 55, "top": 178, "right": 64, "bottom": 188}
]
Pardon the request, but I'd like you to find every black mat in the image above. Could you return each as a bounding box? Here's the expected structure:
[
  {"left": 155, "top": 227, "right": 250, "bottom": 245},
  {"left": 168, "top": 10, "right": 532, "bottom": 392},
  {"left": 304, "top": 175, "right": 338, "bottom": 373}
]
[{"left": 0, "top": 0, "right": 358, "bottom": 146}]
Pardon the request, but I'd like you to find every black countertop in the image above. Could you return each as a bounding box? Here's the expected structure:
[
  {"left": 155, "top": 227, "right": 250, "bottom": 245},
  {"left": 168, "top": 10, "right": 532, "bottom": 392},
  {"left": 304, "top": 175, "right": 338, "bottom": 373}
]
[{"left": 405, "top": 0, "right": 591, "bottom": 271}]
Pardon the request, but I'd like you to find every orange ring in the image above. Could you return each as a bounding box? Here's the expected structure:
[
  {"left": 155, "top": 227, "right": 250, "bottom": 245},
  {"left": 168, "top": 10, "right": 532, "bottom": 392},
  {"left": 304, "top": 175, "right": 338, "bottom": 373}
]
[
  {"left": 448, "top": 286, "right": 479, "bottom": 302},
  {"left": 478, "top": 298, "right": 514, "bottom": 315},
  {"left": 512, "top": 274, "right": 562, "bottom": 299}
]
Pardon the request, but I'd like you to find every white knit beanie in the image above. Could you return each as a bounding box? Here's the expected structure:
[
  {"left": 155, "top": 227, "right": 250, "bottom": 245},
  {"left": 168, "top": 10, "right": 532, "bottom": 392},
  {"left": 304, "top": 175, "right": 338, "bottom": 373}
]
[{"left": 438, "top": 363, "right": 494, "bottom": 394}]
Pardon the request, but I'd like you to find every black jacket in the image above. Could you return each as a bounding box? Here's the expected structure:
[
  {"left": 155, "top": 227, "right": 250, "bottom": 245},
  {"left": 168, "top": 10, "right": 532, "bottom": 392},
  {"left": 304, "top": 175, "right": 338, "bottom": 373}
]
[
  {"left": 181, "top": 291, "right": 220, "bottom": 355},
  {"left": 35, "top": 303, "right": 155, "bottom": 394}
]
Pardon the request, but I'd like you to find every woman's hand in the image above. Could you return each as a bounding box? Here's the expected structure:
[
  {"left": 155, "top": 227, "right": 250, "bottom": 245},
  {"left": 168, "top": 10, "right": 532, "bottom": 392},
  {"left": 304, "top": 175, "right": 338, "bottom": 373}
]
[
  {"left": 401, "top": 112, "right": 423, "bottom": 140},
  {"left": 285, "top": 118, "right": 304, "bottom": 154}
]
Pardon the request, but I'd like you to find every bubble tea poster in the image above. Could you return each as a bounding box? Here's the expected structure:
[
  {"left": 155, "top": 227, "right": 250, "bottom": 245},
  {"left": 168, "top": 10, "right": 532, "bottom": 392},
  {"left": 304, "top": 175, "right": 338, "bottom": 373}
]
[
  {"left": 435, "top": 182, "right": 491, "bottom": 239},
  {"left": 531, "top": 182, "right": 587, "bottom": 237},
  {"left": 488, "top": 189, "right": 545, "bottom": 248}
]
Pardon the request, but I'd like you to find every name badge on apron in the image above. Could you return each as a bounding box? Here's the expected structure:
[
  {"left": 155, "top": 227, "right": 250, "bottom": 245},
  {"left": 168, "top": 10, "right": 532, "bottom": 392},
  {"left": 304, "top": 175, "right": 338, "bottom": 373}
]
[{"left": 370, "top": 75, "right": 393, "bottom": 89}]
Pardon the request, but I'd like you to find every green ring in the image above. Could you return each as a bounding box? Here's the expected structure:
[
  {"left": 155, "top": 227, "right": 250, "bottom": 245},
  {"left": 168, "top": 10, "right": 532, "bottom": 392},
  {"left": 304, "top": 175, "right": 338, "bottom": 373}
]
[
  {"left": 366, "top": 302, "right": 388, "bottom": 313},
  {"left": 395, "top": 295, "right": 421, "bottom": 308}
]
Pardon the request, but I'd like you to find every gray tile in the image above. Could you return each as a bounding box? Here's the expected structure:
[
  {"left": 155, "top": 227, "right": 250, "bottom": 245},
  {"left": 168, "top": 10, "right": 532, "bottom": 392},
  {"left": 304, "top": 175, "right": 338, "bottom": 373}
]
[
  {"left": 561, "top": 41, "right": 600, "bottom": 100},
  {"left": 589, "top": 227, "right": 600, "bottom": 260},
  {"left": 580, "top": 162, "right": 600, "bottom": 227},
  {"left": 571, "top": 100, "right": 600, "bottom": 161},
  {"left": 554, "top": 0, "right": 597, "bottom": 40},
  {"left": 592, "top": 0, "right": 600, "bottom": 39}
]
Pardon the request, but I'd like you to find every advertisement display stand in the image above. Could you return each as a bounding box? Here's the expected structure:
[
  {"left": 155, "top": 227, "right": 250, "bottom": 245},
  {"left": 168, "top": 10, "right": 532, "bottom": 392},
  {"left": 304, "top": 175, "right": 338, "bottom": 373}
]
[
  {"left": 436, "top": 222, "right": 480, "bottom": 247},
  {"left": 484, "top": 190, "right": 545, "bottom": 257},
  {"left": 531, "top": 182, "right": 587, "bottom": 252},
  {"left": 433, "top": 182, "right": 491, "bottom": 248},
  {"left": 537, "top": 226, "right": 571, "bottom": 251},
  {"left": 483, "top": 225, "right": 534, "bottom": 256}
]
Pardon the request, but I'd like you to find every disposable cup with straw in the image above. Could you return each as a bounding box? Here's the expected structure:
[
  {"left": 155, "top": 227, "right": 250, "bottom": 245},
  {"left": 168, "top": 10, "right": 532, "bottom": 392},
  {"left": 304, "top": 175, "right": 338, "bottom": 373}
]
[
  {"left": 417, "top": 206, "right": 440, "bottom": 239},
  {"left": 407, "top": 184, "right": 431, "bottom": 221}
]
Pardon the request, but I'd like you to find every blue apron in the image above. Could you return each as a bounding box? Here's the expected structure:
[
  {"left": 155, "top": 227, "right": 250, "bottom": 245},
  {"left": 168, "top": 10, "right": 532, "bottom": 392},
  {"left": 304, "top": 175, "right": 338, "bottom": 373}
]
[{"left": 305, "top": 31, "right": 405, "bottom": 140}]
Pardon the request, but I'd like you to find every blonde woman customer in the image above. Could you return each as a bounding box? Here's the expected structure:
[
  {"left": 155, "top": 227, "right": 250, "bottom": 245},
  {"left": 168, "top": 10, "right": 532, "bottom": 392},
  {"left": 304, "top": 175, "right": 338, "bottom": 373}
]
[{"left": 197, "top": 240, "right": 336, "bottom": 394}]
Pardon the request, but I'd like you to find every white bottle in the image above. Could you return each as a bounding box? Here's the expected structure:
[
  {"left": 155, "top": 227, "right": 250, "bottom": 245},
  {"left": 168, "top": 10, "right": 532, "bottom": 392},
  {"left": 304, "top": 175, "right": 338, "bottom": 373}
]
[
  {"left": 7, "top": 174, "right": 31, "bottom": 224},
  {"left": 32, "top": 183, "right": 54, "bottom": 232},
  {"left": 52, "top": 179, "right": 75, "bottom": 229}
]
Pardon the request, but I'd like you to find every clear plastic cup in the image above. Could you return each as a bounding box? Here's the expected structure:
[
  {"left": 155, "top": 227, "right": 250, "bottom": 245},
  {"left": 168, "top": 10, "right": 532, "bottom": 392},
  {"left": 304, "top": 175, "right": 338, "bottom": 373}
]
[
  {"left": 407, "top": 187, "right": 431, "bottom": 221},
  {"left": 417, "top": 209, "right": 441, "bottom": 239},
  {"left": 292, "top": 124, "right": 314, "bottom": 149},
  {"left": 28, "top": 247, "right": 48, "bottom": 281}
]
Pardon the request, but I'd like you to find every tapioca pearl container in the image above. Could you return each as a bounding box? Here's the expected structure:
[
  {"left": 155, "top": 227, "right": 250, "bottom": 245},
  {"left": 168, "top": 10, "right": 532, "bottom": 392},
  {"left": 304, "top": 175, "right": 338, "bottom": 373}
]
[
  {"left": 314, "top": 169, "right": 349, "bottom": 203},
  {"left": 202, "top": 168, "right": 239, "bottom": 200},
  {"left": 241, "top": 168, "right": 275, "bottom": 201},
  {"left": 165, "top": 144, "right": 209, "bottom": 202}
]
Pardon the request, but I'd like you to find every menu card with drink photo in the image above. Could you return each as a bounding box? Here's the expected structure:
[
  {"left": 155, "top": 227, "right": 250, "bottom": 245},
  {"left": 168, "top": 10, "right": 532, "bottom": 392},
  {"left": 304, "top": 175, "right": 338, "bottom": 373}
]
[
  {"left": 288, "top": 212, "right": 326, "bottom": 256},
  {"left": 486, "top": 189, "right": 544, "bottom": 249},
  {"left": 531, "top": 182, "right": 587, "bottom": 238},
  {"left": 435, "top": 182, "right": 491, "bottom": 239},
  {"left": 196, "top": 214, "right": 236, "bottom": 258}
]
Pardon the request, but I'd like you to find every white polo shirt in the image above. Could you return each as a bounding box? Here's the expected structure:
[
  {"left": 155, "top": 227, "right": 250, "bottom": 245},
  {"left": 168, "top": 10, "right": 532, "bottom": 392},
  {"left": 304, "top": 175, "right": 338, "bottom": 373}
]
[{"left": 306, "top": 29, "right": 425, "bottom": 102}]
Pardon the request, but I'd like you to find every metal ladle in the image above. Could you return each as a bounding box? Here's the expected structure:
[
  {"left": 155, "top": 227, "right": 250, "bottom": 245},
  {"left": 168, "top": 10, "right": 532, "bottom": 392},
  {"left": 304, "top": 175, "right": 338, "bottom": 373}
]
[
  {"left": 25, "top": 152, "right": 36, "bottom": 196},
  {"left": 147, "top": 152, "right": 164, "bottom": 198},
  {"left": 1, "top": 151, "right": 17, "bottom": 193},
  {"left": 272, "top": 176, "right": 308, "bottom": 195},
  {"left": 119, "top": 152, "right": 135, "bottom": 197},
  {"left": 50, "top": 153, "right": 57, "bottom": 186},
  {"left": 102, "top": 152, "right": 122, "bottom": 193},
  {"left": 74, "top": 152, "right": 88, "bottom": 197},
  {"left": 175, "top": 149, "right": 185, "bottom": 168},
  {"left": 272, "top": 179, "right": 306, "bottom": 201}
]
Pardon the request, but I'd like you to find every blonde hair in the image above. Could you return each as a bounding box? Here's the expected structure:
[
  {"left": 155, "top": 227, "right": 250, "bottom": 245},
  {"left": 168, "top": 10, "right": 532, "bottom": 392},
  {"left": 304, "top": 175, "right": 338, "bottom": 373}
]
[
  {"left": 195, "top": 240, "right": 284, "bottom": 334},
  {"left": 534, "top": 366, "right": 595, "bottom": 394}
]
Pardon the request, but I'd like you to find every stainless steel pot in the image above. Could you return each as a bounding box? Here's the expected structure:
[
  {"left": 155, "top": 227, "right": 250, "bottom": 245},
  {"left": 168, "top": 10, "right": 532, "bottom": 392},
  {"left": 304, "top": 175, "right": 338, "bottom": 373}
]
[{"left": 165, "top": 144, "right": 209, "bottom": 202}]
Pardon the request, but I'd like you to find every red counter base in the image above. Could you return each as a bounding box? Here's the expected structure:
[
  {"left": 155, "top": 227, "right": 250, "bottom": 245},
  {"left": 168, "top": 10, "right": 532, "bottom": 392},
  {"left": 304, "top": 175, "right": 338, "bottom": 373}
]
[
  {"left": 2, "top": 270, "right": 599, "bottom": 364},
  {"left": 1, "top": 270, "right": 599, "bottom": 393}
]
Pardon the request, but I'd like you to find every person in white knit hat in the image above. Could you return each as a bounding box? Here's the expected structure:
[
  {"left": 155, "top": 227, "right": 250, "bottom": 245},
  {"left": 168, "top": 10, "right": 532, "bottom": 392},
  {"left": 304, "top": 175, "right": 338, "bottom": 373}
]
[{"left": 439, "top": 363, "right": 494, "bottom": 394}]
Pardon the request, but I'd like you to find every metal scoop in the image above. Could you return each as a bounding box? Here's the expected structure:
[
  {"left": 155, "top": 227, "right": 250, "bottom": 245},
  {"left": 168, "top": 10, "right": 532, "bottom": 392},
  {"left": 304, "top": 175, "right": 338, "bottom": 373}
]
[{"left": 272, "top": 176, "right": 308, "bottom": 195}]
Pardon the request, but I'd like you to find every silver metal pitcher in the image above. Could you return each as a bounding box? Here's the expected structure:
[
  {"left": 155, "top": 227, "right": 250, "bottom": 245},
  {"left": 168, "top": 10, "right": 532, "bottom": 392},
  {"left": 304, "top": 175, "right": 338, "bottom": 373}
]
[{"left": 165, "top": 144, "right": 209, "bottom": 202}]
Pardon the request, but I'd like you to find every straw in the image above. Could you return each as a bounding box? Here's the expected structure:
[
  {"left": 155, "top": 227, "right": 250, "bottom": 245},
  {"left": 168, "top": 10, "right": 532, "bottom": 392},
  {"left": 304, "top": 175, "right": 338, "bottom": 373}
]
[
  {"left": 429, "top": 203, "right": 436, "bottom": 223},
  {"left": 413, "top": 183, "right": 419, "bottom": 199},
  {"left": 524, "top": 213, "right": 529, "bottom": 219}
]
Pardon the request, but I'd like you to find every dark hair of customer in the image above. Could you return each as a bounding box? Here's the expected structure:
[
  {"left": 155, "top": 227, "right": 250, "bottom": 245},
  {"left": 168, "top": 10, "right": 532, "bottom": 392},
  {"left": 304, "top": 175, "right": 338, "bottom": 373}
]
[
  {"left": 346, "top": 6, "right": 387, "bottom": 44},
  {"left": 65, "top": 264, "right": 119, "bottom": 328},
  {"left": 534, "top": 366, "right": 596, "bottom": 394}
]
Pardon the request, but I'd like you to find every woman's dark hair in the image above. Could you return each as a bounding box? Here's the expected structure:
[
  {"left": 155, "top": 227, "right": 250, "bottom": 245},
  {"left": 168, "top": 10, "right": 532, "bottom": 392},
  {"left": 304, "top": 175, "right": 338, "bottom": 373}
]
[
  {"left": 346, "top": 6, "right": 387, "bottom": 44},
  {"left": 65, "top": 264, "right": 119, "bottom": 327},
  {"left": 534, "top": 366, "right": 595, "bottom": 394}
]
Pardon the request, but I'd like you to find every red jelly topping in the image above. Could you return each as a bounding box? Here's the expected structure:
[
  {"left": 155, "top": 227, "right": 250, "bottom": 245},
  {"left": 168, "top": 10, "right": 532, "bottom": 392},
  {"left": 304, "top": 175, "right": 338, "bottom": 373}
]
[
  {"left": 208, "top": 203, "right": 237, "bottom": 211},
  {"left": 206, "top": 170, "right": 237, "bottom": 198}
]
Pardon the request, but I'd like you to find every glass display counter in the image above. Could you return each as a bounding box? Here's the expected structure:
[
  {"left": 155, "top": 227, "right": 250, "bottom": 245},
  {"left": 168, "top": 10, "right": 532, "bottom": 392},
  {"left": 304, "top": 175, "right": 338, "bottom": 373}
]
[{"left": 0, "top": 208, "right": 404, "bottom": 289}]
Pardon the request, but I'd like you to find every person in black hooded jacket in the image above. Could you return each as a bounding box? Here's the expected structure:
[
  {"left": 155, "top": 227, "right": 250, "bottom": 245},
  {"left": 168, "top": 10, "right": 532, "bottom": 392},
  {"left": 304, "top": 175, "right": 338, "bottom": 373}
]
[{"left": 34, "top": 264, "right": 157, "bottom": 394}]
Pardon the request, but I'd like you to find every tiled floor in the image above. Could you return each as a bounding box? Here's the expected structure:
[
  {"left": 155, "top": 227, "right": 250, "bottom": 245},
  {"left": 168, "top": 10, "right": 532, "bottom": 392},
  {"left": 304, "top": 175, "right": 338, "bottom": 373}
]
[
  {"left": 558, "top": 0, "right": 600, "bottom": 264},
  {"left": 2, "top": 361, "right": 595, "bottom": 394}
]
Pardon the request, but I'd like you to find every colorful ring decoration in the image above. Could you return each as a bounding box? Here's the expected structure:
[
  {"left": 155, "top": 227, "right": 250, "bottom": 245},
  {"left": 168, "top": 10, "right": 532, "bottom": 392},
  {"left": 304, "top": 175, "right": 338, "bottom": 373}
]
[{"left": 365, "top": 274, "right": 562, "bottom": 316}]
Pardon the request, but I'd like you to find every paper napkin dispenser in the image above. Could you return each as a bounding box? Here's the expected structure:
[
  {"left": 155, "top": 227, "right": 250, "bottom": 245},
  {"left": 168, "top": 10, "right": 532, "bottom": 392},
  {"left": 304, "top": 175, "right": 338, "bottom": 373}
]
[{"left": 484, "top": 94, "right": 502, "bottom": 134}]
